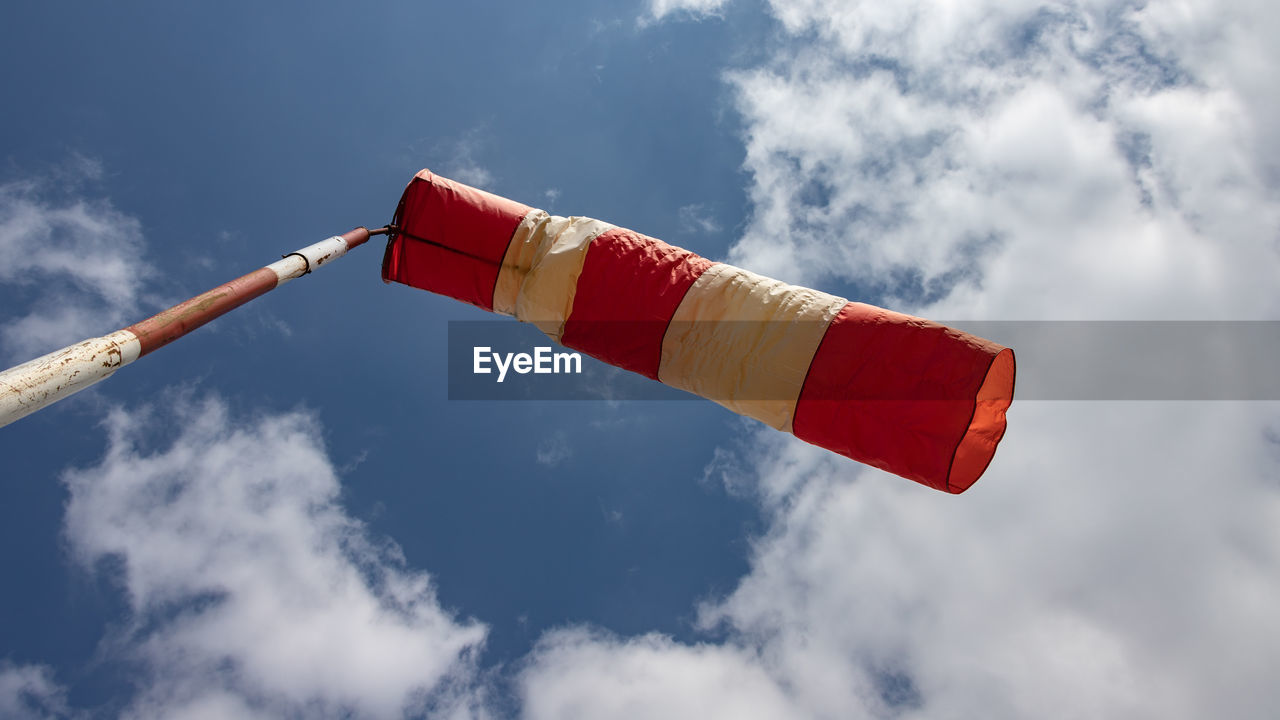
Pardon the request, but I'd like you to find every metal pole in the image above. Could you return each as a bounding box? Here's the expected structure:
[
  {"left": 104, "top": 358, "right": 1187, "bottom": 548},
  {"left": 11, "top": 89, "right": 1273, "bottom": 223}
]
[{"left": 0, "top": 226, "right": 387, "bottom": 429}]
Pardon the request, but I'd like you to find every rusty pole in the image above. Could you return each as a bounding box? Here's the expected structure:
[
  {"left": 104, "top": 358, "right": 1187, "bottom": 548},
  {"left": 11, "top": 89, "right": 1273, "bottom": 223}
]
[{"left": 0, "top": 226, "right": 389, "bottom": 429}]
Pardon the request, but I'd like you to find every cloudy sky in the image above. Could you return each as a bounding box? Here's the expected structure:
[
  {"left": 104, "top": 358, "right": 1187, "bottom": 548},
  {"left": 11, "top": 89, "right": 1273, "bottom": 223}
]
[{"left": 3, "top": 1, "right": 1279, "bottom": 718}]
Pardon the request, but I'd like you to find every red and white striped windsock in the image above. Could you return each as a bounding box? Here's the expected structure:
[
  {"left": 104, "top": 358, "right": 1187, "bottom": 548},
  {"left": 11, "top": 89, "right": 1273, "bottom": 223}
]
[{"left": 382, "top": 170, "right": 1015, "bottom": 493}]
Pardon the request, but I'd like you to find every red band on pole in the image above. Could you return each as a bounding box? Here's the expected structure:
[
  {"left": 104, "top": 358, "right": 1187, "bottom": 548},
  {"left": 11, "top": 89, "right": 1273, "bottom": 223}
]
[
  {"left": 127, "top": 228, "right": 372, "bottom": 357},
  {"left": 126, "top": 267, "right": 280, "bottom": 357},
  {"left": 341, "top": 227, "right": 372, "bottom": 250}
]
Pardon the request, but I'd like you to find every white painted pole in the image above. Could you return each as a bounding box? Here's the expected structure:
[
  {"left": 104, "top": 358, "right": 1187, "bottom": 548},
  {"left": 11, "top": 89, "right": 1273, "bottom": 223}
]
[{"left": 0, "top": 227, "right": 384, "bottom": 428}]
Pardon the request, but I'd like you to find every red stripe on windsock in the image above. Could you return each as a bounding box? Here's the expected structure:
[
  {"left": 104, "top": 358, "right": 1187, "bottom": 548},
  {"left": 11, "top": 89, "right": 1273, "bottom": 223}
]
[
  {"left": 381, "top": 170, "right": 531, "bottom": 311},
  {"left": 791, "top": 302, "right": 1015, "bottom": 493},
  {"left": 560, "top": 228, "right": 714, "bottom": 380}
]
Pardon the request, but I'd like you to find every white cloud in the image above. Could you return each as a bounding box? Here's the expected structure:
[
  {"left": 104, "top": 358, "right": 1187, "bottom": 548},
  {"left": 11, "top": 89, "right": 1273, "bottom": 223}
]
[
  {"left": 645, "top": 0, "right": 731, "bottom": 24},
  {"left": 726, "top": 0, "right": 1280, "bottom": 318},
  {"left": 516, "top": 406, "right": 1280, "bottom": 719},
  {"left": 442, "top": 134, "right": 496, "bottom": 190},
  {"left": 0, "top": 663, "right": 71, "bottom": 720},
  {"left": 0, "top": 177, "right": 153, "bottom": 361},
  {"left": 695, "top": 403, "right": 1280, "bottom": 719},
  {"left": 511, "top": 1, "right": 1280, "bottom": 718},
  {"left": 678, "top": 203, "right": 721, "bottom": 234},
  {"left": 519, "top": 629, "right": 796, "bottom": 720},
  {"left": 535, "top": 431, "right": 572, "bottom": 467},
  {"left": 449, "top": 164, "right": 495, "bottom": 191},
  {"left": 60, "top": 395, "right": 486, "bottom": 719}
]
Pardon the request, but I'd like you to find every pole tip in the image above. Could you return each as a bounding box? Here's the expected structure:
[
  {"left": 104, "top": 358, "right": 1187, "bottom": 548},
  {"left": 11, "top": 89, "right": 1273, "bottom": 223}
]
[{"left": 341, "top": 227, "right": 375, "bottom": 249}]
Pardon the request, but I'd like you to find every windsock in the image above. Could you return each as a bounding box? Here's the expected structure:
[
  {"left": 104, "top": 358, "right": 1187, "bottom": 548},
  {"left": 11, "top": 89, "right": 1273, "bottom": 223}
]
[{"left": 382, "top": 170, "right": 1014, "bottom": 493}]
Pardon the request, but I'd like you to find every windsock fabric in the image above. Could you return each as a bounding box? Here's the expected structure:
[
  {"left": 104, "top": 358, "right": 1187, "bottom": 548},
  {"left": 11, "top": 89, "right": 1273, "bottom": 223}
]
[{"left": 382, "top": 170, "right": 1015, "bottom": 493}]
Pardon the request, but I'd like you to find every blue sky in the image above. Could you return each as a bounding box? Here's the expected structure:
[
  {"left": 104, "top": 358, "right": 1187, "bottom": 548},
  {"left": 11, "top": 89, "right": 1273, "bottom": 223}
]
[{"left": 3, "top": 1, "right": 1280, "bottom": 718}]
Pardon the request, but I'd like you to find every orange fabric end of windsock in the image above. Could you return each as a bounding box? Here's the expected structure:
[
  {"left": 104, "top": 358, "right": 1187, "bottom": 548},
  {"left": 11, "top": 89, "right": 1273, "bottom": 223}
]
[
  {"left": 381, "top": 170, "right": 1015, "bottom": 493},
  {"left": 791, "top": 303, "right": 1015, "bottom": 493}
]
